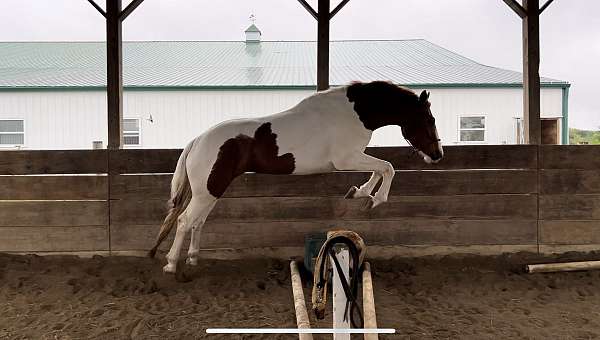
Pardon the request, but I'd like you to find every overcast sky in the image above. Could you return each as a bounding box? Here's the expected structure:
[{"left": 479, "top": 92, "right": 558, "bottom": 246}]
[{"left": 0, "top": 0, "right": 598, "bottom": 129}]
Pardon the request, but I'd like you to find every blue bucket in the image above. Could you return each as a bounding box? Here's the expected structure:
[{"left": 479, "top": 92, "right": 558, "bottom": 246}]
[{"left": 304, "top": 232, "right": 327, "bottom": 274}]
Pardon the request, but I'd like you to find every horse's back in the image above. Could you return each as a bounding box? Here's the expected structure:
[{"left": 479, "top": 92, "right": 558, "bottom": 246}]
[{"left": 184, "top": 88, "right": 370, "bottom": 193}]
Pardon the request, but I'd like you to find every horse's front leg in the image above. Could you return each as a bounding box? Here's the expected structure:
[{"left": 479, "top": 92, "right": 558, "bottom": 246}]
[
  {"left": 334, "top": 153, "right": 394, "bottom": 209},
  {"left": 344, "top": 171, "right": 381, "bottom": 199}
]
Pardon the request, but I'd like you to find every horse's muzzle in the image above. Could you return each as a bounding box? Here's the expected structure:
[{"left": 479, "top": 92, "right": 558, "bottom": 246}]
[{"left": 430, "top": 149, "right": 443, "bottom": 163}]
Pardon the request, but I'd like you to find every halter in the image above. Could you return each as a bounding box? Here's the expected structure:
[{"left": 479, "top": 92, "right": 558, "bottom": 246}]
[{"left": 401, "top": 125, "right": 441, "bottom": 158}]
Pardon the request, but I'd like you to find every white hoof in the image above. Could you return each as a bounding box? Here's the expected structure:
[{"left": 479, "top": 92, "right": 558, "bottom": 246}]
[
  {"left": 186, "top": 257, "right": 198, "bottom": 266},
  {"left": 163, "top": 263, "right": 177, "bottom": 274},
  {"left": 363, "top": 195, "right": 385, "bottom": 210},
  {"left": 345, "top": 186, "right": 372, "bottom": 199},
  {"left": 371, "top": 197, "right": 385, "bottom": 208}
]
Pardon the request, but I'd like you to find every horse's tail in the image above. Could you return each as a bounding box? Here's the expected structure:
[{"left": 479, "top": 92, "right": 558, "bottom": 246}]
[{"left": 148, "top": 142, "right": 194, "bottom": 258}]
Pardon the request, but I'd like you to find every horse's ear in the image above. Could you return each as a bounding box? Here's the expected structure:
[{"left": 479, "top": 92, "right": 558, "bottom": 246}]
[
  {"left": 347, "top": 82, "right": 363, "bottom": 103},
  {"left": 419, "top": 90, "right": 430, "bottom": 102}
]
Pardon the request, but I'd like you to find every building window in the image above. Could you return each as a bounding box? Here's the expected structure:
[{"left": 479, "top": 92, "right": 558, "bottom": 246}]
[
  {"left": 459, "top": 116, "right": 486, "bottom": 143},
  {"left": 123, "top": 118, "right": 141, "bottom": 146},
  {"left": 0, "top": 119, "right": 25, "bottom": 146}
]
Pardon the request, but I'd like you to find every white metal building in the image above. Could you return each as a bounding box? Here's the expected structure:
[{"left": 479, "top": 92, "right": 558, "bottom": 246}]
[{"left": 0, "top": 28, "right": 569, "bottom": 150}]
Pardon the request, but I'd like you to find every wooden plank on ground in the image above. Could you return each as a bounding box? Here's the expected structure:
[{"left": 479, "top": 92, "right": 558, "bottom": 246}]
[
  {"left": 0, "top": 226, "right": 108, "bottom": 252},
  {"left": 540, "top": 220, "right": 600, "bottom": 245},
  {"left": 540, "top": 145, "right": 600, "bottom": 170},
  {"left": 540, "top": 170, "right": 600, "bottom": 195},
  {"left": 0, "top": 150, "right": 107, "bottom": 175},
  {"left": 110, "top": 219, "right": 537, "bottom": 251},
  {"left": 0, "top": 175, "right": 107, "bottom": 200},
  {"left": 110, "top": 195, "right": 538, "bottom": 225},
  {"left": 110, "top": 170, "right": 538, "bottom": 200},
  {"left": 540, "top": 195, "right": 600, "bottom": 220},
  {"left": 0, "top": 201, "right": 108, "bottom": 227}
]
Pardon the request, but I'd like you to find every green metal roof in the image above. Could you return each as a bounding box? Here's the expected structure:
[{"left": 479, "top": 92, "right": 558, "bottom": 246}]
[{"left": 0, "top": 40, "right": 568, "bottom": 89}]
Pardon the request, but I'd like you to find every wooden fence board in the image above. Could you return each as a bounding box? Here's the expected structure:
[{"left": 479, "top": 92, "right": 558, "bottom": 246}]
[
  {"left": 540, "top": 220, "right": 600, "bottom": 245},
  {"left": 540, "top": 170, "right": 600, "bottom": 195},
  {"left": 0, "top": 226, "right": 108, "bottom": 252},
  {"left": 109, "top": 149, "right": 181, "bottom": 174},
  {"left": 0, "top": 201, "right": 108, "bottom": 227},
  {"left": 540, "top": 195, "right": 600, "bottom": 220},
  {"left": 367, "top": 145, "right": 537, "bottom": 170},
  {"left": 111, "top": 219, "right": 537, "bottom": 251},
  {"left": 110, "top": 170, "right": 537, "bottom": 200},
  {"left": 110, "top": 195, "right": 537, "bottom": 225},
  {"left": 0, "top": 175, "right": 107, "bottom": 200},
  {"left": 0, "top": 150, "right": 107, "bottom": 175},
  {"left": 108, "top": 145, "right": 537, "bottom": 174},
  {"left": 540, "top": 145, "right": 600, "bottom": 170}
]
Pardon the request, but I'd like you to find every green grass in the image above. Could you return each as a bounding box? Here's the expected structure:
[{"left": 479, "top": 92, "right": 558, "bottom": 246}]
[{"left": 570, "top": 128, "right": 600, "bottom": 145}]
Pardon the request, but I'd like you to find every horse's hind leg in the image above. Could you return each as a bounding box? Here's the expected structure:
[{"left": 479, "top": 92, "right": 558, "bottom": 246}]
[
  {"left": 186, "top": 196, "right": 217, "bottom": 266},
  {"left": 164, "top": 194, "right": 216, "bottom": 273}
]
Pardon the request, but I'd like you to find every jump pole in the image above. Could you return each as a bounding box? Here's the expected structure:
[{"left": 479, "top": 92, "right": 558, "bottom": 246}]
[
  {"left": 362, "top": 262, "right": 378, "bottom": 340},
  {"left": 526, "top": 260, "right": 600, "bottom": 273},
  {"left": 290, "top": 261, "right": 313, "bottom": 340}
]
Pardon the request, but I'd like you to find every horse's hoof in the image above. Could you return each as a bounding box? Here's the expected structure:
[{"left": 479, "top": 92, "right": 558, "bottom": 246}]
[
  {"left": 363, "top": 196, "right": 385, "bottom": 210},
  {"left": 186, "top": 257, "right": 198, "bottom": 266},
  {"left": 371, "top": 198, "right": 384, "bottom": 209},
  {"left": 163, "top": 263, "right": 176, "bottom": 274},
  {"left": 362, "top": 196, "right": 375, "bottom": 210},
  {"left": 344, "top": 186, "right": 358, "bottom": 199}
]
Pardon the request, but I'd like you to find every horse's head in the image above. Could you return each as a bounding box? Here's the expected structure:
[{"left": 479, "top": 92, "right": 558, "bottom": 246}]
[
  {"left": 347, "top": 81, "right": 443, "bottom": 164},
  {"left": 401, "top": 90, "right": 444, "bottom": 164}
]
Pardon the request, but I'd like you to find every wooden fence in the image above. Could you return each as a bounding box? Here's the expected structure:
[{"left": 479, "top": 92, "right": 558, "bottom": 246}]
[{"left": 0, "top": 145, "right": 598, "bottom": 257}]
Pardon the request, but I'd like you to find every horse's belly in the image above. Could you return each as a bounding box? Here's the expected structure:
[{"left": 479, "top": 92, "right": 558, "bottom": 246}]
[{"left": 291, "top": 158, "right": 336, "bottom": 174}]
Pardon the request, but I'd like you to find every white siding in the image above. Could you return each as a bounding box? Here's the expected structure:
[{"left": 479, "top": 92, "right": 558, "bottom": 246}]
[
  {"left": 0, "top": 87, "right": 564, "bottom": 150},
  {"left": 0, "top": 91, "right": 107, "bottom": 150}
]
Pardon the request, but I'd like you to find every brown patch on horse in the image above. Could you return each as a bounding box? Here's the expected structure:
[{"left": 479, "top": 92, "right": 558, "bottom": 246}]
[
  {"left": 346, "top": 81, "right": 419, "bottom": 131},
  {"left": 207, "top": 122, "right": 295, "bottom": 197}
]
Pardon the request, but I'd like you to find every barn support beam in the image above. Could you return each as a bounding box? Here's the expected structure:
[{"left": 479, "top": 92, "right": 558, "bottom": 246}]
[
  {"left": 86, "top": 0, "right": 145, "bottom": 149},
  {"left": 539, "top": 0, "right": 555, "bottom": 14},
  {"left": 317, "top": 0, "right": 330, "bottom": 91},
  {"left": 503, "top": 0, "right": 557, "bottom": 145},
  {"left": 87, "top": 0, "right": 106, "bottom": 17},
  {"left": 523, "top": 0, "right": 541, "bottom": 145},
  {"left": 297, "top": 0, "right": 351, "bottom": 91},
  {"left": 106, "top": 0, "right": 123, "bottom": 150}
]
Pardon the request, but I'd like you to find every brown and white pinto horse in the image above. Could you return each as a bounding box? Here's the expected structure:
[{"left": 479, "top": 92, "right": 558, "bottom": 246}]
[{"left": 149, "top": 81, "right": 443, "bottom": 273}]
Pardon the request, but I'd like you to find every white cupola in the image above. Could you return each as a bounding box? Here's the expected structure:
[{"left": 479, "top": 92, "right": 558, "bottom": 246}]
[{"left": 245, "top": 15, "right": 261, "bottom": 43}]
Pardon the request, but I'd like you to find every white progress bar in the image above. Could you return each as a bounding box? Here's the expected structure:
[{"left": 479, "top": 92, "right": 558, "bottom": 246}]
[{"left": 206, "top": 328, "right": 395, "bottom": 334}]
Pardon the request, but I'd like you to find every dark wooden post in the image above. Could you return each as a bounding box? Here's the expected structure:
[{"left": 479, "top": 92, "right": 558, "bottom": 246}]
[
  {"left": 106, "top": 0, "right": 123, "bottom": 150},
  {"left": 522, "top": 0, "right": 541, "bottom": 144},
  {"left": 297, "top": 0, "right": 350, "bottom": 92},
  {"left": 502, "top": 0, "right": 556, "bottom": 144},
  {"left": 317, "top": 0, "right": 330, "bottom": 91},
  {"left": 86, "top": 0, "right": 145, "bottom": 150}
]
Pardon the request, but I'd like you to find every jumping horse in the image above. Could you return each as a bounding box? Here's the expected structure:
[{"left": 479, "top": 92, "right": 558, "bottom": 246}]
[{"left": 148, "top": 81, "right": 444, "bottom": 273}]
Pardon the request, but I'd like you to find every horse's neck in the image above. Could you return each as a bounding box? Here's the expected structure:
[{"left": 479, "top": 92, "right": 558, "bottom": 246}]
[{"left": 297, "top": 86, "right": 349, "bottom": 110}]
